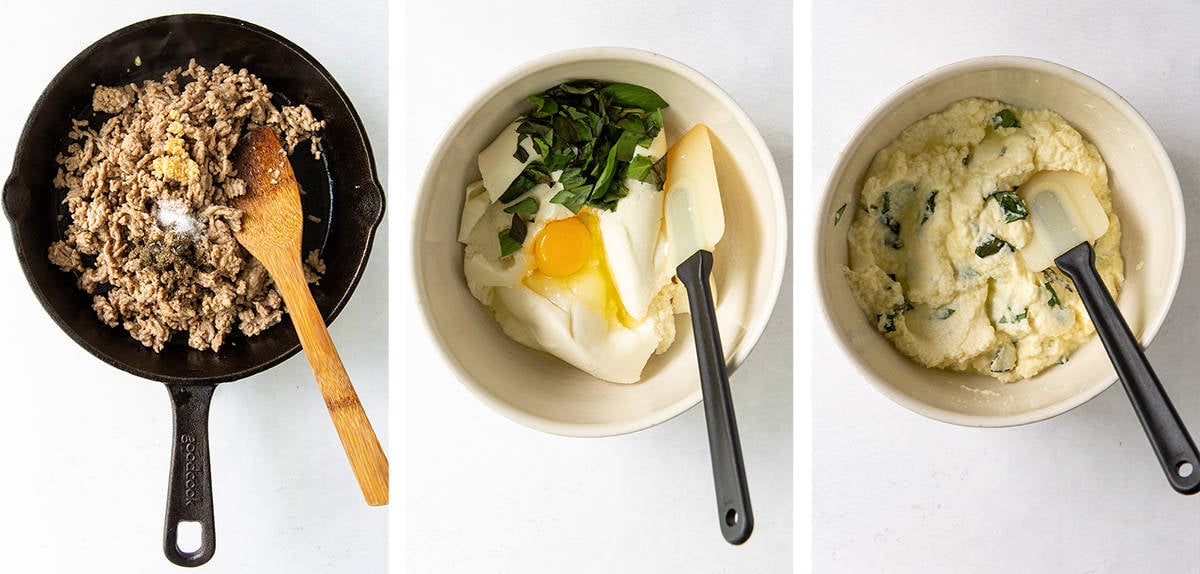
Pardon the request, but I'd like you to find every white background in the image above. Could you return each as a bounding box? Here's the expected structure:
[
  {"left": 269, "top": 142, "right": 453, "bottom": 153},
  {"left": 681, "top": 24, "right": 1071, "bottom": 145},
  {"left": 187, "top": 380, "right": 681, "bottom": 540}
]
[
  {"left": 400, "top": 0, "right": 794, "bottom": 572},
  {"left": 814, "top": 1, "right": 1200, "bottom": 571},
  {"left": 0, "top": 1, "right": 389, "bottom": 573}
]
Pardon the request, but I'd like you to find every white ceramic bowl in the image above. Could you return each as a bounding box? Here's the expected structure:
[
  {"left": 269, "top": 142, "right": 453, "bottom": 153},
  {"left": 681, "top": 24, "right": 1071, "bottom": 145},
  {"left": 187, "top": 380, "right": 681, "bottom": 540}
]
[
  {"left": 816, "top": 56, "right": 1185, "bottom": 427},
  {"left": 414, "top": 48, "right": 787, "bottom": 437}
]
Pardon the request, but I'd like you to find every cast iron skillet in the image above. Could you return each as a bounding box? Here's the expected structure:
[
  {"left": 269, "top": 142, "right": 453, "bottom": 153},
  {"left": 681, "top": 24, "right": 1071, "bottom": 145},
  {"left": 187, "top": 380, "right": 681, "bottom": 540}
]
[{"left": 2, "top": 14, "right": 385, "bottom": 567}]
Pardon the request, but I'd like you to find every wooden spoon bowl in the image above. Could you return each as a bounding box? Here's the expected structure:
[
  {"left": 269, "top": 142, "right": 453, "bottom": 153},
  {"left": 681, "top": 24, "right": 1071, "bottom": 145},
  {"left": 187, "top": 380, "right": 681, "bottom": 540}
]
[{"left": 232, "top": 126, "right": 389, "bottom": 506}]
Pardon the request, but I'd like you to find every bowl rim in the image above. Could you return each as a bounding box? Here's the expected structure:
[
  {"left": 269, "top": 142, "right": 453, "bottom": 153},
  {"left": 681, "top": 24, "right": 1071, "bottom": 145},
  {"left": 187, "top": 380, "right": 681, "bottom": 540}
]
[
  {"left": 412, "top": 46, "right": 788, "bottom": 437},
  {"left": 813, "top": 55, "right": 1186, "bottom": 428},
  {"left": 2, "top": 13, "right": 386, "bottom": 385}
]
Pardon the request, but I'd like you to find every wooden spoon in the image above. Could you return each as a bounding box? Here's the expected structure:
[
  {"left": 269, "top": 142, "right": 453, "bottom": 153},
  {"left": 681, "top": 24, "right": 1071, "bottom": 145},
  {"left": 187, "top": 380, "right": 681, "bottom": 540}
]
[{"left": 231, "top": 126, "right": 389, "bottom": 506}]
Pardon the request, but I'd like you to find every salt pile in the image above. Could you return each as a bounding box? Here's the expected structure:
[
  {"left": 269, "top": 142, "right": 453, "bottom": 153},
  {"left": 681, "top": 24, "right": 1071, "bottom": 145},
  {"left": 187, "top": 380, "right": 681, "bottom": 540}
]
[{"left": 156, "top": 198, "right": 204, "bottom": 239}]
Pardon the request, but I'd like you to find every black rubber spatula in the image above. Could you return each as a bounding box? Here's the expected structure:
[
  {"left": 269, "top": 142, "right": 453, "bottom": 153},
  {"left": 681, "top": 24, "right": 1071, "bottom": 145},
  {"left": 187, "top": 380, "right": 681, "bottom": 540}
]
[
  {"left": 664, "top": 124, "right": 754, "bottom": 543},
  {"left": 1020, "top": 170, "right": 1199, "bottom": 494}
]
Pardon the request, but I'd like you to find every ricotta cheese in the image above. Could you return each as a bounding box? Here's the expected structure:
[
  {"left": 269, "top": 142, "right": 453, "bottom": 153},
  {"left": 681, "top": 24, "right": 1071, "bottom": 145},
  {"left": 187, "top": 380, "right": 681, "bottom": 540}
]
[{"left": 843, "top": 98, "right": 1124, "bottom": 383}]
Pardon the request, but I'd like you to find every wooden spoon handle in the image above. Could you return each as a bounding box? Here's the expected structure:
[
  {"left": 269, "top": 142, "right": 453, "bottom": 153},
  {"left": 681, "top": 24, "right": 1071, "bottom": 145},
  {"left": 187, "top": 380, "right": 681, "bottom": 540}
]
[{"left": 269, "top": 253, "right": 389, "bottom": 506}]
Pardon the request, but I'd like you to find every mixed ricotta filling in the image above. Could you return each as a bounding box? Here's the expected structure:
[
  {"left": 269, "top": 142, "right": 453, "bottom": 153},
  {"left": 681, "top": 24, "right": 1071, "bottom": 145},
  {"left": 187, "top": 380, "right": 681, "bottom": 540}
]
[{"left": 843, "top": 98, "right": 1124, "bottom": 383}]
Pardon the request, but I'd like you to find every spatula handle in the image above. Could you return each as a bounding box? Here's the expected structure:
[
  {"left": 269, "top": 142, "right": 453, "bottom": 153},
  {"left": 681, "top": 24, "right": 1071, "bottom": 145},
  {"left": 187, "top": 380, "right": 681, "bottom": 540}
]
[
  {"left": 271, "top": 255, "right": 390, "bottom": 506},
  {"left": 1056, "top": 242, "right": 1200, "bottom": 494},
  {"left": 677, "top": 250, "right": 754, "bottom": 544}
]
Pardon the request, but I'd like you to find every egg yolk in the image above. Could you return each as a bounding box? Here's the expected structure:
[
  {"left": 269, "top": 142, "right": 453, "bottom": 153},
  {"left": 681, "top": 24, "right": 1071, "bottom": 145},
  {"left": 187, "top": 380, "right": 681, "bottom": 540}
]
[{"left": 533, "top": 216, "right": 591, "bottom": 277}]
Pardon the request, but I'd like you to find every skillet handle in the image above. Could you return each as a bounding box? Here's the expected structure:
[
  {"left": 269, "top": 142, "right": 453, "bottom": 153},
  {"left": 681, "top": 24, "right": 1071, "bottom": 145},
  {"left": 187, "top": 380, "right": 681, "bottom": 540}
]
[{"left": 163, "top": 384, "right": 218, "bottom": 566}]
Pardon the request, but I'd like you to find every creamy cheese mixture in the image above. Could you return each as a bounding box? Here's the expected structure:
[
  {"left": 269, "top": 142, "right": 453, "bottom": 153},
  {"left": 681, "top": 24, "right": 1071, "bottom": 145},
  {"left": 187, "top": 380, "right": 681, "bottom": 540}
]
[
  {"left": 461, "top": 122, "right": 684, "bottom": 385},
  {"left": 843, "top": 98, "right": 1123, "bottom": 382}
]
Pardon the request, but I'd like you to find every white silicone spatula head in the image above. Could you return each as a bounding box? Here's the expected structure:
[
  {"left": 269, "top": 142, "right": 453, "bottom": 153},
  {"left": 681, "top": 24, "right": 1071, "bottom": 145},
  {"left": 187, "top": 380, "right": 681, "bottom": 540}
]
[
  {"left": 1018, "top": 170, "right": 1109, "bottom": 271},
  {"left": 665, "top": 124, "right": 725, "bottom": 269}
]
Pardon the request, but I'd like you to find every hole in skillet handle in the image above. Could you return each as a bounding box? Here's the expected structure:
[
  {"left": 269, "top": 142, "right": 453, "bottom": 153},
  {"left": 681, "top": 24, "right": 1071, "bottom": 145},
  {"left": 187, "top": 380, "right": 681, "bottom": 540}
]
[{"left": 175, "top": 521, "right": 204, "bottom": 554}]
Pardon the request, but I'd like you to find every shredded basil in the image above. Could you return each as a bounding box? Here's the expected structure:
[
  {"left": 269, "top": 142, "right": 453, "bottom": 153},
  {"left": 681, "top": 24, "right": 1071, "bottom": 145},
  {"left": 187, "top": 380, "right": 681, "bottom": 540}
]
[
  {"left": 498, "top": 208, "right": 533, "bottom": 256},
  {"left": 626, "top": 155, "right": 666, "bottom": 188},
  {"left": 499, "top": 162, "right": 551, "bottom": 204},
  {"left": 992, "top": 109, "right": 1020, "bottom": 129},
  {"left": 507, "top": 81, "right": 668, "bottom": 215},
  {"left": 882, "top": 216, "right": 903, "bottom": 249},
  {"left": 512, "top": 143, "right": 529, "bottom": 163},
  {"left": 498, "top": 227, "right": 523, "bottom": 256},
  {"left": 876, "top": 301, "right": 914, "bottom": 333},
  {"left": 600, "top": 83, "right": 670, "bottom": 111},
  {"left": 990, "top": 190, "right": 1028, "bottom": 223},
  {"left": 834, "top": 203, "right": 847, "bottom": 225},
  {"left": 974, "top": 234, "right": 1014, "bottom": 258},
  {"left": 921, "top": 191, "right": 938, "bottom": 225},
  {"left": 503, "top": 197, "right": 539, "bottom": 216},
  {"left": 1045, "top": 282, "right": 1061, "bottom": 307}
]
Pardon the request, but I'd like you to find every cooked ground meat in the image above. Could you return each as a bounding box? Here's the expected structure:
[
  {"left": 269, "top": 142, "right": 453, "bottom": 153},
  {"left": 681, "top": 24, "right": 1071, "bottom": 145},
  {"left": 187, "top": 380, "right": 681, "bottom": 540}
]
[{"left": 48, "top": 60, "right": 326, "bottom": 352}]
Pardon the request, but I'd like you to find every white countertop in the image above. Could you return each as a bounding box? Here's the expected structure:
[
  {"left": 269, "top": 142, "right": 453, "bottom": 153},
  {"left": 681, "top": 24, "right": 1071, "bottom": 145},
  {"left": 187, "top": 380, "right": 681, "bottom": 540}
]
[
  {"left": 400, "top": 0, "right": 794, "bottom": 571},
  {"left": 0, "top": 1, "right": 389, "bottom": 572},
  {"left": 813, "top": 1, "right": 1200, "bottom": 571}
]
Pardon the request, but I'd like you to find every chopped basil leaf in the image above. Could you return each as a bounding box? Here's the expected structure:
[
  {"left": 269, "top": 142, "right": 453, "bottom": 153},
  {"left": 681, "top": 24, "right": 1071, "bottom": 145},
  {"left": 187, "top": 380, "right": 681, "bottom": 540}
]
[
  {"left": 834, "top": 203, "right": 847, "bottom": 225},
  {"left": 921, "top": 191, "right": 938, "bottom": 225},
  {"left": 516, "top": 119, "right": 551, "bottom": 137},
  {"left": 549, "top": 167, "right": 594, "bottom": 213},
  {"left": 511, "top": 139, "right": 530, "bottom": 163},
  {"left": 498, "top": 227, "right": 523, "bottom": 257},
  {"left": 613, "top": 130, "right": 642, "bottom": 161},
  {"left": 558, "top": 83, "right": 596, "bottom": 95},
  {"left": 499, "top": 161, "right": 550, "bottom": 204},
  {"left": 962, "top": 154, "right": 971, "bottom": 166},
  {"left": 525, "top": 95, "right": 559, "bottom": 117},
  {"left": 1045, "top": 282, "right": 1061, "bottom": 307},
  {"left": 590, "top": 144, "right": 620, "bottom": 202},
  {"left": 627, "top": 155, "right": 666, "bottom": 188},
  {"left": 503, "top": 197, "right": 539, "bottom": 216},
  {"left": 881, "top": 215, "right": 902, "bottom": 249},
  {"left": 992, "top": 109, "right": 1020, "bottom": 129},
  {"left": 991, "top": 190, "right": 1028, "bottom": 222},
  {"left": 934, "top": 308, "right": 956, "bottom": 320},
  {"left": 509, "top": 213, "right": 527, "bottom": 243},
  {"left": 877, "top": 301, "right": 914, "bottom": 333},
  {"left": 600, "top": 83, "right": 670, "bottom": 111},
  {"left": 998, "top": 308, "right": 1027, "bottom": 324},
  {"left": 974, "top": 234, "right": 1014, "bottom": 258}
]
